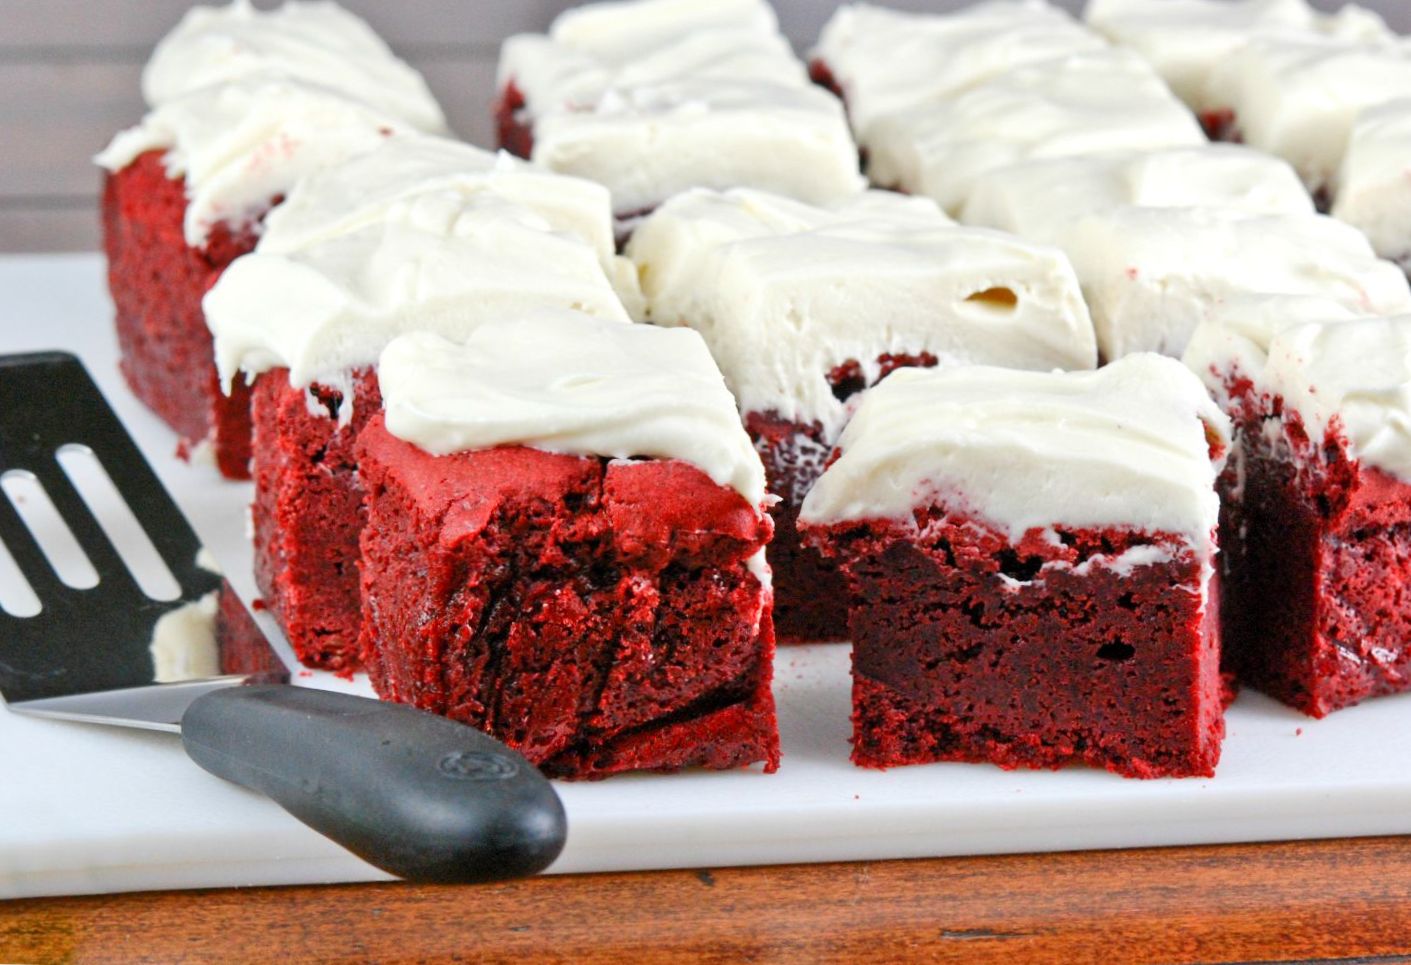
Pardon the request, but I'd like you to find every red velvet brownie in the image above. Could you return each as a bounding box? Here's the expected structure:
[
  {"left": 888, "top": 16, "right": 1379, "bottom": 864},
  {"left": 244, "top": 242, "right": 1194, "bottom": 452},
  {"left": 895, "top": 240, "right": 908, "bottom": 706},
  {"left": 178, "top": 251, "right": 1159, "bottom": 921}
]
[
  {"left": 627, "top": 187, "right": 1095, "bottom": 642},
  {"left": 100, "top": 149, "right": 258, "bottom": 478},
  {"left": 204, "top": 136, "right": 635, "bottom": 670},
  {"left": 495, "top": 0, "right": 861, "bottom": 228},
  {"left": 248, "top": 368, "right": 380, "bottom": 673},
  {"left": 95, "top": 78, "right": 417, "bottom": 477},
  {"left": 356, "top": 315, "right": 779, "bottom": 779},
  {"left": 1186, "top": 304, "right": 1411, "bottom": 716},
  {"left": 799, "top": 355, "right": 1231, "bottom": 778}
]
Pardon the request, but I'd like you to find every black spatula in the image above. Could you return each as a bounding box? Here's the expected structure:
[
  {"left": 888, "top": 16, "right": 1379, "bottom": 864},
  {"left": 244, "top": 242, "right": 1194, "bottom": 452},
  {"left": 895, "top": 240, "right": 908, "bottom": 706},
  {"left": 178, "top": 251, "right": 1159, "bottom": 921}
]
[{"left": 0, "top": 351, "right": 566, "bottom": 883}]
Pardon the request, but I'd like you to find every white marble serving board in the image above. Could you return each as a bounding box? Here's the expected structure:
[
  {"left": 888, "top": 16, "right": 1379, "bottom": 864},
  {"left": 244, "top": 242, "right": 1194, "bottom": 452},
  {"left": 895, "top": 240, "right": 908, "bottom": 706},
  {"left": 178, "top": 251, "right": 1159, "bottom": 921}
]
[{"left": 2, "top": 254, "right": 1409, "bottom": 900}]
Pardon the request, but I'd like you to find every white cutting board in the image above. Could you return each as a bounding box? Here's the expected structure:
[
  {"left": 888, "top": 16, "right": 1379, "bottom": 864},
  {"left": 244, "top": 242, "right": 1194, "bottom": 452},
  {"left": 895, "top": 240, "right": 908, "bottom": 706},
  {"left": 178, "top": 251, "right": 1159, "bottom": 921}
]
[{"left": 3, "top": 253, "right": 1411, "bottom": 900}]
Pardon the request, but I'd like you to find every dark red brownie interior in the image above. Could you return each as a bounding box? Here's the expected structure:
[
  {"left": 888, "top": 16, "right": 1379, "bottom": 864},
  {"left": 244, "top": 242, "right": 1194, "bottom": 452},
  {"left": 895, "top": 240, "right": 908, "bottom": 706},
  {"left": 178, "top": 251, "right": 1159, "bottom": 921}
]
[
  {"left": 250, "top": 367, "right": 381, "bottom": 674},
  {"left": 806, "top": 512, "right": 1225, "bottom": 779},
  {"left": 355, "top": 414, "right": 780, "bottom": 780},
  {"left": 101, "top": 149, "right": 259, "bottom": 479},
  {"left": 751, "top": 352, "right": 937, "bottom": 645},
  {"left": 1215, "top": 372, "right": 1411, "bottom": 716},
  {"left": 494, "top": 81, "right": 534, "bottom": 160}
]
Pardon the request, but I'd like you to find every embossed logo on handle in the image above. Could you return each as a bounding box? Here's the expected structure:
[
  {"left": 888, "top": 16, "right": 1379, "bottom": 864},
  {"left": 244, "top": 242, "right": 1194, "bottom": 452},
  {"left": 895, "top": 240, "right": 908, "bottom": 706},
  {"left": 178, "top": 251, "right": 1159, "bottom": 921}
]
[{"left": 438, "top": 750, "right": 520, "bottom": 781}]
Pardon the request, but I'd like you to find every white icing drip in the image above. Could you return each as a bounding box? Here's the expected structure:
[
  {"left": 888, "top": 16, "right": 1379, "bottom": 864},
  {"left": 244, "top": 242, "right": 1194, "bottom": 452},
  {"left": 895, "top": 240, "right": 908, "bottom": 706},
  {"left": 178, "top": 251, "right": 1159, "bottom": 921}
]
[
  {"left": 799, "top": 354, "right": 1231, "bottom": 554},
  {"left": 142, "top": 0, "right": 446, "bottom": 133},
  {"left": 627, "top": 186, "right": 1095, "bottom": 440},
  {"left": 95, "top": 78, "right": 410, "bottom": 246},
  {"left": 378, "top": 313, "right": 768, "bottom": 507}
]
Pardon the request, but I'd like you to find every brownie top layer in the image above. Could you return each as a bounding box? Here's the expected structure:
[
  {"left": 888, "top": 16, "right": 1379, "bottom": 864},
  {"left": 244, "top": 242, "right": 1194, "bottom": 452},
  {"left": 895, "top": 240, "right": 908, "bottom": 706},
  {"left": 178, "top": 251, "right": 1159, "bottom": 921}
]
[
  {"left": 862, "top": 47, "right": 1205, "bottom": 216},
  {"left": 496, "top": 0, "right": 862, "bottom": 214},
  {"left": 1332, "top": 99, "right": 1411, "bottom": 262},
  {"left": 627, "top": 185, "right": 1095, "bottom": 436},
  {"left": 141, "top": 0, "right": 446, "bottom": 134},
  {"left": 95, "top": 78, "right": 411, "bottom": 246},
  {"left": 204, "top": 136, "right": 636, "bottom": 397},
  {"left": 1259, "top": 315, "right": 1411, "bottom": 480},
  {"left": 377, "top": 311, "right": 768, "bottom": 506},
  {"left": 799, "top": 354, "right": 1230, "bottom": 549},
  {"left": 1085, "top": 0, "right": 1390, "bottom": 111},
  {"left": 1205, "top": 33, "right": 1411, "bottom": 188},
  {"left": 1057, "top": 206, "right": 1410, "bottom": 360},
  {"left": 813, "top": 0, "right": 1103, "bottom": 135},
  {"left": 962, "top": 144, "right": 1313, "bottom": 246}
]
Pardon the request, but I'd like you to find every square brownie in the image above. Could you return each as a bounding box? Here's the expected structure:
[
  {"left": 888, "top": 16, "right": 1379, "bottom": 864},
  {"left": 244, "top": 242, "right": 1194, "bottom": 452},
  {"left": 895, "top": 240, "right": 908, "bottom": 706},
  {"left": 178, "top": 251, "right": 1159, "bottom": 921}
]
[
  {"left": 627, "top": 187, "right": 1095, "bottom": 642},
  {"left": 800, "top": 355, "right": 1231, "bottom": 778},
  {"left": 205, "top": 136, "right": 636, "bottom": 670},
  {"left": 357, "top": 316, "right": 779, "bottom": 778},
  {"left": 96, "top": 78, "right": 416, "bottom": 477},
  {"left": 1187, "top": 305, "right": 1411, "bottom": 715},
  {"left": 495, "top": 0, "right": 862, "bottom": 227}
]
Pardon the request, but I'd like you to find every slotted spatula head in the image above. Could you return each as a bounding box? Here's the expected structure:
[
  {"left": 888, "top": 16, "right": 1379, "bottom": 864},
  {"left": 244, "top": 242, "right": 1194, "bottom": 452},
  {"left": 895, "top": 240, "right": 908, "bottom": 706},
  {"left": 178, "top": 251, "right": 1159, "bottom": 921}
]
[{"left": 0, "top": 350, "right": 287, "bottom": 729}]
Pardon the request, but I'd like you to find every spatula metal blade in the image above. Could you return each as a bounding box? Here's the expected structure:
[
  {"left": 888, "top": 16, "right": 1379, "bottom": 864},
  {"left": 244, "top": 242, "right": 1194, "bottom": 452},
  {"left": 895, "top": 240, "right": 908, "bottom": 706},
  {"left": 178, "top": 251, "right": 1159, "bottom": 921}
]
[{"left": 0, "top": 351, "right": 287, "bottom": 730}]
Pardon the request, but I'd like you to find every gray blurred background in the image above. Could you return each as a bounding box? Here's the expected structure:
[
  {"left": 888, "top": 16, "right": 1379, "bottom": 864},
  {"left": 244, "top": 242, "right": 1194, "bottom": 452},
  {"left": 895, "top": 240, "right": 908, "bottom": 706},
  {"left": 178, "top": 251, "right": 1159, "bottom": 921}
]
[{"left": 3, "top": 0, "right": 1407, "bottom": 252}]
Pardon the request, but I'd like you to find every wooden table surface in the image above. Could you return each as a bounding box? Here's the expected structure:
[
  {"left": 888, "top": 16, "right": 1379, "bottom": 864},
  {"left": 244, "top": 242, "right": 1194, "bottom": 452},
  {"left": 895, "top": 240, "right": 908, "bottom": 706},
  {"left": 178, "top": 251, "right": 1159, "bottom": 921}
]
[{"left": 4, "top": 837, "right": 1411, "bottom": 964}]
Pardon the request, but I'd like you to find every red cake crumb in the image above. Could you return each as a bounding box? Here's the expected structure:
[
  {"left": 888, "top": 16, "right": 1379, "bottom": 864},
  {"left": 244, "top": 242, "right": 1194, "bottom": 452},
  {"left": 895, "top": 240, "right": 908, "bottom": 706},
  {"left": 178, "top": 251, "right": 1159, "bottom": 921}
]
[
  {"left": 806, "top": 514, "right": 1224, "bottom": 779},
  {"left": 102, "top": 149, "right": 259, "bottom": 479},
  {"left": 807, "top": 58, "right": 845, "bottom": 101},
  {"left": 494, "top": 81, "right": 534, "bottom": 160},
  {"left": 1199, "top": 107, "right": 1239, "bottom": 142},
  {"left": 748, "top": 352, "right": 937, "bottom": 645},
  {"left": 1216, "top": 374, "right": 1411, "bottom": 717},
  {"left": 250, "top": 367, "right": 381, "bottom": 673},
  {"left": 355, "top": 414, "right": 780, "bottom": 780},
  {"left": 215, "top": 580, "right": 284, "bottom": 679}
]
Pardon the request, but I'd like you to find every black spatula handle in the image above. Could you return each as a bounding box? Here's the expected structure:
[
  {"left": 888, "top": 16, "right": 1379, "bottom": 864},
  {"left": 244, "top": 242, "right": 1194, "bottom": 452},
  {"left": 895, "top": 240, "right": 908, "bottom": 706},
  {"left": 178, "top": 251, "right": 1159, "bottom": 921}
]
[{"left": 181, "top": 685, "right": 567, "bottom": 883}]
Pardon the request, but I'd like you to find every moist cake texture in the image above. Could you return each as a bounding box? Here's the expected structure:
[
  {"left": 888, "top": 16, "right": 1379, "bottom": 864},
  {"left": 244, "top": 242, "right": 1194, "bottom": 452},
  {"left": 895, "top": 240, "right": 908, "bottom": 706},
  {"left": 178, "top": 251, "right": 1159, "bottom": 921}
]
[
  {"left": 800, "top": 355, "right": 1231, "bottom": 778},
  {"left": 357, "top": 315, "right": 779, "bottom": 778}
]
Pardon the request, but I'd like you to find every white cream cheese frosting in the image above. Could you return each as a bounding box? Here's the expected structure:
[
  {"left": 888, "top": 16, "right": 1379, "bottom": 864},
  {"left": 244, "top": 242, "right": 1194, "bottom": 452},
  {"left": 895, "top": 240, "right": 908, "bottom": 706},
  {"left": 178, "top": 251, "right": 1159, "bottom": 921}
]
[
  {"left": 865, "top": 48, "right": 1206, "bottom": 215},
  {"left": 1057, "top": 206, "right": 1411, "bottom": 359},
  {"left": 95, "top": 78, "right": 409, "bottom": 247},
  {"left": 799, "top": 354, "right": 1231, "bottom": 553},
  {"left": 497, "top": 0, "right": 863, "bottom": 214},
  {"left": 1181, "top": 293, "right": 1367, "bottom": 403},
  {"left": 1333, "top": 99, "right": 1411, "bottom": 265},
  {"left": 961, "top": 145, "right": 1313, "bottom": 244},
  {"left": 1263, "top": 316, "right": 1411, "bottom": 481},
  {"left": 142, "top": 0, "right": 446, "bottom": 133},
  {"left": 1086, "top": 0, "right": 1392, "bottom": 112},
  {"left": 379, "top": 313, "right": 768, "bottom": 507},
  {"left": 252, "top": 134, "right": 643, "bottom": 316},
  {"left": 813, "top": 1, "right": 1105, "bottom": 136},
  {"left": 627, "top": 187, "right": 1096, "bottom": 441},
  {"left": 204, "top": 158, "right": 634, "bottom": 400},
  {"left": 1205, "top": 34, "right": 1411, "bottom": 190}
]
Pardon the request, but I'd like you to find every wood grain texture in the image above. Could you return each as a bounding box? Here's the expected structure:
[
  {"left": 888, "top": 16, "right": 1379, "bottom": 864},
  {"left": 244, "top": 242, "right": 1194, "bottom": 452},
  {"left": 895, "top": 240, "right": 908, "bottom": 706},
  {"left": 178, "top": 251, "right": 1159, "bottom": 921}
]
[{"left": 5, "top": 837, "right": 1411, "bottom": 964}]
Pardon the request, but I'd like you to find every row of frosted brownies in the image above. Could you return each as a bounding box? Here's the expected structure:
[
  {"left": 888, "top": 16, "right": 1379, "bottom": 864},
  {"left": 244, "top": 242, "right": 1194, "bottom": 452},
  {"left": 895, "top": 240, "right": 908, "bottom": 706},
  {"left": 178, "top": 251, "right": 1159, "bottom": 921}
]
[{"left": 99, "top": 0, "right": 1411, "bottom": 780}]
